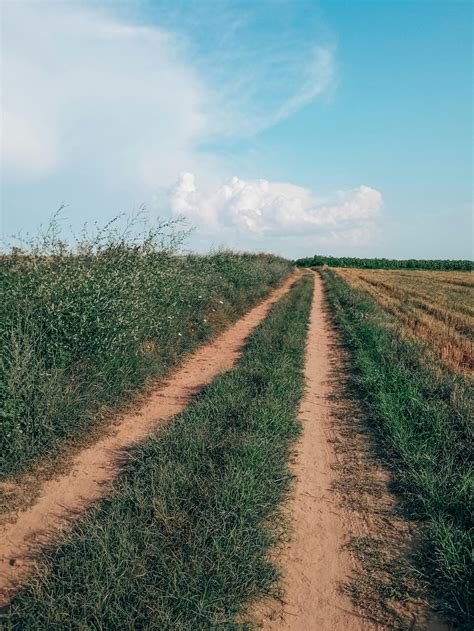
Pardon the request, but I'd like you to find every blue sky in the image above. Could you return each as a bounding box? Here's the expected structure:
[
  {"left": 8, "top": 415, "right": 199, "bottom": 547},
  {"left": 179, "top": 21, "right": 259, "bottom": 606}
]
[{"left": 1, "top": 0, "right": 472, "bottom": 258}]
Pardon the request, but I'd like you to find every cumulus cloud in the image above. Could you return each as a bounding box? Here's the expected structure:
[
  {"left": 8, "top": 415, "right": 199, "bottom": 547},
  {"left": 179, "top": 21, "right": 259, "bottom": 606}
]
[{"left": 171, "top": 173, "right": 382, "bottom": 243}]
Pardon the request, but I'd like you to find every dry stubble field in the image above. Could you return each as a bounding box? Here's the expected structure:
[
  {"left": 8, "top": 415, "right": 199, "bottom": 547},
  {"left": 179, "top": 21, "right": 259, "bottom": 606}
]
[{"left": 335, "top": 268, "right": 473, "bottom": 375}]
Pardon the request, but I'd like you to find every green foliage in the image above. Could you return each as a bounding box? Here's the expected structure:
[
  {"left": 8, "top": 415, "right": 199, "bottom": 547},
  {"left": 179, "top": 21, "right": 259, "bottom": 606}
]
[
  {"left": 4, "top": 275, "right": 313, "bottom": 630},
  {"left": 1, "top": 218, "right": 291, "bottom": 478},
  {"left": 296, "top": 254, "right": 473, "bottom": 271},
  {"left": 322, "top": 269, "right": 473, "bottom": 628}
]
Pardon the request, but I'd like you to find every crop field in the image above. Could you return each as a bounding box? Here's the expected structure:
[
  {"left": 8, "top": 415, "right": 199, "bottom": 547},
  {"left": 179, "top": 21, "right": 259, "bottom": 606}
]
[{"left": 335, "top": 268, "right": 474, "bottom": 374}]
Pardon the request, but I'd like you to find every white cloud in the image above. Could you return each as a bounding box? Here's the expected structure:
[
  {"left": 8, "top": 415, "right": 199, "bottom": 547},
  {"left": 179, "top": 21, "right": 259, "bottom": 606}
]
[
  {"left": 1, "top": 110, "right": 58, "bottom": 175},
  {"left": 171, "top": 173, "right": 382, "bottom": 244},
  {"left": 1, "top": 3, "right": 212, "bottom": 185},
  {"left": 3, "top": 0, "right": 378, "bottom": 257},
  {"left": 210, "top": 43, "right": 336, "bottom": 137}
]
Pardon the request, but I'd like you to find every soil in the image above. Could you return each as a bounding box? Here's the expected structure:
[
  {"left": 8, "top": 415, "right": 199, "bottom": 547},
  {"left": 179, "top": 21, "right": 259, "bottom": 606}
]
[{"left": 258, "top": 271, "right": 375, "bottom": 630}]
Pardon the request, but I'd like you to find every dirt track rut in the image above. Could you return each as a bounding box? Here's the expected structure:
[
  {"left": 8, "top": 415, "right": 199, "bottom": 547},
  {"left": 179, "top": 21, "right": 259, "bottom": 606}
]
[{"left": 259, "top": 271, "right": 376, "bottom": 631}]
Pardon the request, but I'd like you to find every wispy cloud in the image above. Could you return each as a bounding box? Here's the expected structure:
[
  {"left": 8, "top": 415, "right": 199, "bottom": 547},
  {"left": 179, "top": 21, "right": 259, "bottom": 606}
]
[
  {"left": 186, "top": 3, "right": 337, "bottom": 137},
  {"left": 272, "top": 46, "right": 335, "bottom": 127}
]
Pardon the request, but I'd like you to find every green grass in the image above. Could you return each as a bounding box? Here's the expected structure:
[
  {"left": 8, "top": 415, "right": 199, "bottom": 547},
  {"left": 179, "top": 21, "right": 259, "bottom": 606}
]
[
  {"left": 322, "top": 269, "right": 473, "bottom": 629},
  {"left": 1, "top": 218, "right": 291, "bottom": 478},
  {"left": 3, "top": 274, "right": 313, "bottom": 630}
]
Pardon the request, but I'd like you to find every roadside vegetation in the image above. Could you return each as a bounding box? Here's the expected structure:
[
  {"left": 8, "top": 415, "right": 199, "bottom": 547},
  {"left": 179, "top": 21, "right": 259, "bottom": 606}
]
[
  {"left": 322, "top": 269, "right": 473, "bottom": 628},
  {"left": 336, "top": 268, "right": 473, "bottom": 374},
  {"left": 0, "top": 217, "right": 291, "bottom": 478},
  {"left": 296, "top": 254, "right": 472, "bottom": 271},
  {"left": 3, "top": 274, "right": 313, "bottom": 630}
]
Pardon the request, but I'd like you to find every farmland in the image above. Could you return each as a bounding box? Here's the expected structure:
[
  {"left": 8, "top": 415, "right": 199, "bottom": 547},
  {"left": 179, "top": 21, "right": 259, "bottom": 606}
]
[
  {"left": 0, "top": 245, "right": 472, "bottom": 630},
  {"left": 335, "top": 268, "right": 473, "bottom": 374}
]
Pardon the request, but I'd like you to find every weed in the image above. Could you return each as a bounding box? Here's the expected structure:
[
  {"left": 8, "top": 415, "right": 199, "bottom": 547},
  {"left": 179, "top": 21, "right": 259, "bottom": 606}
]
[{"left": 1, "top": 217, "right": 291, "bottom": 478}]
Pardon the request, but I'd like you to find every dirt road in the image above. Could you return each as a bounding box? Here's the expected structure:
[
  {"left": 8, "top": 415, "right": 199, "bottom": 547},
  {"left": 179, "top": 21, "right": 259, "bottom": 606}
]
[
  {"left": 0, "top": 272, "right": 298, "bottom": 606},
  {"left": 259, "top": 271, "right": 377, "bottom": 631}
]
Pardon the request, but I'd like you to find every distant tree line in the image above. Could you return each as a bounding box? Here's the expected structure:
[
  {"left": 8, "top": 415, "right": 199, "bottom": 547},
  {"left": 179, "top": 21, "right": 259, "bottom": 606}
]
[{"left": 295, "top": 255, "right": 473, "bottom": 271}]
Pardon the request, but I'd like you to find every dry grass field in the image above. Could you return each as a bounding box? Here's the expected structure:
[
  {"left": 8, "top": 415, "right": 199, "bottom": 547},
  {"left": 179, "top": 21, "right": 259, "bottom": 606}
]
[{"left": 335, "top": 268, "right": 474, "bottom": 375}]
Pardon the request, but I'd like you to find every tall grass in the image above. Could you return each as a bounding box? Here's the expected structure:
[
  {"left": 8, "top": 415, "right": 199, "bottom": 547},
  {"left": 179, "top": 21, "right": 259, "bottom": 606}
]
[
  {"left": 4, "top": 275, "right": 313, "bottom": 630},
  {"left": 1, "top": 217, "right": 291, "bottom": 478},
  {"left": 322, "top": 269, "right": 473, "bottom": 628}
]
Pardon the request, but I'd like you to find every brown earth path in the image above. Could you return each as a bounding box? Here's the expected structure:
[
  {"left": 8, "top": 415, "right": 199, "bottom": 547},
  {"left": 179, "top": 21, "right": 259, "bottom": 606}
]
[
  {"left": 259, "top": 271, "right": 378, "bottom": 631},
  {"left": 258, "top": 271, "right": 448, "bottom": 631},
  {"left": 0, "top": 271, "right": 299, "bottom": 607}
]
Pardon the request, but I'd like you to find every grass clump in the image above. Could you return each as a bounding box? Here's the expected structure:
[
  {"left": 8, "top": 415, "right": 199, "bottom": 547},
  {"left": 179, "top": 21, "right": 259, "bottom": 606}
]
[
  {"left": 322, "top": 269, "right": 473, "bottom": 629},
  {"left": 1, "top": 216, "right": 291, "bottom": 478},
  {"left": 3, "top": 274, "right": 313, "bottom": 630}
]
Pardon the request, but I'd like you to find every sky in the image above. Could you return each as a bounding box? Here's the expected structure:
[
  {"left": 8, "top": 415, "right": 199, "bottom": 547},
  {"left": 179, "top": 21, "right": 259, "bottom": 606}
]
[{"left": 1, "top": 0, "right": 472, "bottom": 259}]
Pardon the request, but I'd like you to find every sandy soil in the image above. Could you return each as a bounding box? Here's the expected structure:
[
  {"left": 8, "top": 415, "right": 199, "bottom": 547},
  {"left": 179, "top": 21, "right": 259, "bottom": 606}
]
[
  {"left": 259, "top": 271, "right": 378, "bottom": 631},
  {"left": 0, "top": 272, "right": 298, "bottom": 606}
]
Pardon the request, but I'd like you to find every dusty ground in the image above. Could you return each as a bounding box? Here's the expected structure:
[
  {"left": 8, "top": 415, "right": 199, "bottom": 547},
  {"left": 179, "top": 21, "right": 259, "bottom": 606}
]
[
  {"left": 257, "top": 272, "right": 447, "bottom": 631},
  {"left": 258, "top": 271, "right": 376, "bottom": 631},
  {"left": 0, "top": 272, "right": 298, "bottom": 606}
]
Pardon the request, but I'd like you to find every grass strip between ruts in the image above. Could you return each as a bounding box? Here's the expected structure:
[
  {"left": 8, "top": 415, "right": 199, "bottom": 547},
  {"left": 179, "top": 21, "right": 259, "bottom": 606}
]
[{"left": 4, "top": 274, "right": 313, "bottom": 630}]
